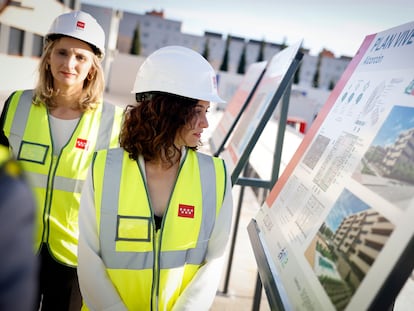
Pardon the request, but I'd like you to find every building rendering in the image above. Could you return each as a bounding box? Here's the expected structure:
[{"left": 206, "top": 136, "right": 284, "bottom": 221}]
[
  {"left": 332, "top": 209, "right": 394, "bottom": 286},
  {"left": 382, "top": 128, "right": 414, "bottom": 181}
]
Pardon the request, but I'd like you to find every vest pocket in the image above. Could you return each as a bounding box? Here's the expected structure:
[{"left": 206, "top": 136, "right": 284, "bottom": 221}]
[
  {"left": 18, "top": 140, "right": 49, "bottom": 164},
  {"left": 116, "top": 215, "right": 151, "bottom": 242}
]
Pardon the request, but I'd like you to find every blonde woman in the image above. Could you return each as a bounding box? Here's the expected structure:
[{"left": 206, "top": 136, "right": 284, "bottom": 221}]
[{"left": 0, "top": 11, "right": 123, "bottom": 310}]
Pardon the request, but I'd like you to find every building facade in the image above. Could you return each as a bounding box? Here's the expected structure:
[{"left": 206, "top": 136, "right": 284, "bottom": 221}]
[
  {"left": 0, "top": 0, "right": 351, "bottom": 90},
  {"left": 0, "top": 0, "right": 82, "bottom": 56},
  {"left": 80, "top": 3, "right": 351, "bottom": 89}
]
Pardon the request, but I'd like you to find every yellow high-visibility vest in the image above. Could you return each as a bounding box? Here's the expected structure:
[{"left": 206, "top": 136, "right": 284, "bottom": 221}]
[
  {"left": 0, "top": 145, "right": 9, "bottom": 166},
  {"left": 89, "top": 148, "right": 226, "bottom": 310},
  {"left": 0, "top": 145, "right": 23, "bottom": 178},
  {"left": 2, "top": 90, "right": 124, "bottom": 266}
]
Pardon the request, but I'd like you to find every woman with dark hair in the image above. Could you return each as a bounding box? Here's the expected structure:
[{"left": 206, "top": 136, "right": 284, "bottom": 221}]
[{"left": 77, "top": 46, "right": 234, "bottom": 310}]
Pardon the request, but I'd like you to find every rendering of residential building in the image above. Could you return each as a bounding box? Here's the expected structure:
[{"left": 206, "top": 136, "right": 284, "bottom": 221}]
[
  {"left": 382, "top": 128, "right": 414, "bottom": 180},
  {"left": 332, "top": 209, "right": 394, "bottom": 286}
]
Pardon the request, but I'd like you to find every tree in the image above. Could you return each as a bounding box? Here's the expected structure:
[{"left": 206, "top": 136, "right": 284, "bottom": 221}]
[
  {"left": 280, "top": 37, "right": 288, "bottom": 50},
  {"left": 256, "top": 39, "right": 265, "bottom": 62},
  {"left": 237, "top": 43, "right": 247, "bottom": 74},
  {"left": 130, "top": 23, "right": 141, "bottom": 55},
  {"left": 312, "top": 52, "right": 322, "bottom": 88},
  {"left": 219, "top": 36, "right": 231, "bottom": 72},
  {"left": 202, "top": 38, "right": 210, "bottom": 61},
  {"left": 293, "top": 62, "right": 301, "bottom": 84}
]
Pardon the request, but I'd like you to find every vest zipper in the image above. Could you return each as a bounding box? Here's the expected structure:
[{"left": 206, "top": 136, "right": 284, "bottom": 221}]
[
  {"left": 153, "top": 229, "right": 160, "bottom": 311},
  {"left": 42, "top": 150, "right": 59, "bottom": 243},
  {"left": 144, "top": 154, "right": 185, "bottom": 310},
  {"left": 41, "top": 114, "right": 80, "bottom": 246}
]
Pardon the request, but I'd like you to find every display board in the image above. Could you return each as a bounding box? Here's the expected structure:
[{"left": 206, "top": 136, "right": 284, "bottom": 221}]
[
  {"left": 248, "top": 117, "right": 304, "bottom": 182},
  {"left": 219, "top": 40, "right": 303, "bottom": 185},
  {"left": 209, "top": 61, "right": 267, "bottom": 156},
  {"left": 249, "top": 21, "right": 414, "bottom": 311}
]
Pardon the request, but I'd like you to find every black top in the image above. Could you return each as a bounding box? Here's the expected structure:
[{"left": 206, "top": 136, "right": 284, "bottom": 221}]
[{"left": 154, "top": 214, "right": 162, "bottom": 230}]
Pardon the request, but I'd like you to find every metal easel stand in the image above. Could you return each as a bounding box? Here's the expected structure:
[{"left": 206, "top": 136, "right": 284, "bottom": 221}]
[
  {"left": 249, "top": 78, "right": 293, "bottom": 311},
  {"left": 217, "top": 79, "right": 294, "bottom": 310}
]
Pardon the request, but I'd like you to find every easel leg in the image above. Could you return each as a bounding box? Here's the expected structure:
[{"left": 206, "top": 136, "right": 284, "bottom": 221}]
[{"left": 252, "top": 272, "right": 262, "bottom": 311}]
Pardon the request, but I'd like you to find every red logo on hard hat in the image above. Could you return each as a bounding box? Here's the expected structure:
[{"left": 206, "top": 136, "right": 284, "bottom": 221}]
[
  {"left": 178, "top": 204, "right": 195, "bottom": 218},
  {"left": 76, "top": 21, "right": 85, "bottom": 30},
  {"left": 75, "top": 138, "right": 89, "bottom": 150}
]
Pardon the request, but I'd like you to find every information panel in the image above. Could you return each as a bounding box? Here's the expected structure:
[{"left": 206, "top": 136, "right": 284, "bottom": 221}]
[
  {"left": 251, "top": 21, "right": 414, "bottom": 310},
  {"left": 209, "top": 61, "right": 267, "bottom": 155},
  {"left": 220, "top": 40, "right": 303, "bottom": 184}
]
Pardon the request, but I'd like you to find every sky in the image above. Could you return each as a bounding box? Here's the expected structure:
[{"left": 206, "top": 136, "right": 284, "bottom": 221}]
[
  {"left": 81, "top": 0, "right": 414, "bottom": 57},
  {"left": 373, "top": 106, "right": 414, "bottom": 147},
  {"left": 325, "top": 189, "right": 369, "bottom": 232}
]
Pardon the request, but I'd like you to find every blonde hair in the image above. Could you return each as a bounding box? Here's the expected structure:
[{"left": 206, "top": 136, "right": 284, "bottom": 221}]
[{"left": 34, "top": 37, "right": 105, "bottom": 111}]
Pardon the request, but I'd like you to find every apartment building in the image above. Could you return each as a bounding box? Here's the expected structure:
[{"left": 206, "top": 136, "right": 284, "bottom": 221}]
[
  {"left": 382, "top": 128, "right": 414, "bottom": 180},
  {"left": 333, "top": 209, "right": 394, "bottom": 285},
  {"left": 0, "top": 0, "right": 351, "bottom": 91}
]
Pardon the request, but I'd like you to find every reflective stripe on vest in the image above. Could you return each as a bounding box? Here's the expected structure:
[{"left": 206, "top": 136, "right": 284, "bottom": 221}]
[
  {"left": 99, "top": 149, "right": 217, "bottom": 270},
  {"left": 23, "top": 172, "right": 84, "bottom": 193},
  {"left": 8, "top": 90, "right": 31, "bottom": 151}
]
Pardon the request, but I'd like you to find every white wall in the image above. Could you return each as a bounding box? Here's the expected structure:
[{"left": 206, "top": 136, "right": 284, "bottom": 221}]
[
  {"left": 106, "top": 53, "right": 146, "bottom": 95},
  {"left": 0, "top": 54, "right": 39, "bottom": 106}
]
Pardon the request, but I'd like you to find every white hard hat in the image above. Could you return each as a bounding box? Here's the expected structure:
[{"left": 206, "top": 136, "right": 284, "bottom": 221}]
[
  {"left": 45, "top": 11, "right": 105, "bottom": 58},
  {"left": 131, "top": 46, "right": 225, "bottom": 103}
]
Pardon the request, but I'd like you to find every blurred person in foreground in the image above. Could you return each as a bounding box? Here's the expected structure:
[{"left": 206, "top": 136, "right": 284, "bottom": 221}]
[
  {"left": 0, "top": 10, "right": 124, "bottom": 310},
  {"left": 0, "top": 142, "right": 37, "bottom": 311},
  {"left": 77, "top": 46, "right": 234, "bottom": 310}
]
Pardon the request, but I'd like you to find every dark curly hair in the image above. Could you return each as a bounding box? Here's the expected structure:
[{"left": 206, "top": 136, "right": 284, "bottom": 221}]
[{"left": 120, "top": 92, "right": 199, "bottom": 167}]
